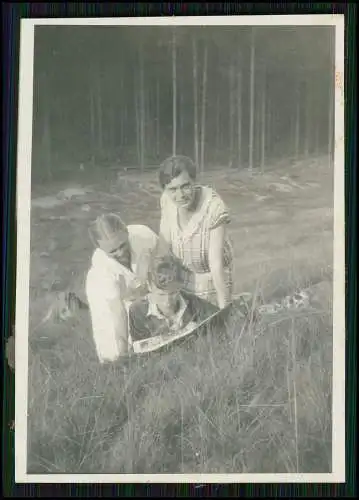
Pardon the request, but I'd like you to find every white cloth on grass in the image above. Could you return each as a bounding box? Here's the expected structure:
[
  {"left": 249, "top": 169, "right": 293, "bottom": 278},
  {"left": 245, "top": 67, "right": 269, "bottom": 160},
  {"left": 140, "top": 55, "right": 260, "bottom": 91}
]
[{"left": 85, "top": 224, "right": 158, "bottom": 363}]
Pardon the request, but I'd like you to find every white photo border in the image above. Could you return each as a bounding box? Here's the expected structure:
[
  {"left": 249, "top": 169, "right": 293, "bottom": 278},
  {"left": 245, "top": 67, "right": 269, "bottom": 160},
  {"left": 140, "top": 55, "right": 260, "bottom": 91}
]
[{"left": 14, "top": 14, "right": 346, "bottom": 484}]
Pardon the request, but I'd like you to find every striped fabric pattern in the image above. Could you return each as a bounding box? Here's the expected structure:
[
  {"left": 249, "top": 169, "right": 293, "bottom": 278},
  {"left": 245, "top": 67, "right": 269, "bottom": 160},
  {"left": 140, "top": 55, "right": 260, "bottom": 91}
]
[{"left": 160, "top": 186, "right": 234, "bottom": 305}]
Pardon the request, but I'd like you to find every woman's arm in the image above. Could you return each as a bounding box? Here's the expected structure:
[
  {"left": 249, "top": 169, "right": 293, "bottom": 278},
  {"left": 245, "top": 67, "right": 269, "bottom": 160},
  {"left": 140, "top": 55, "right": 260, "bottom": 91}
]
[
  {"left": 85, "top": 270, "right": 129, "bottom": 360},
  {"left": 208, "top": 224, "right": 231, "bottom": 309}
]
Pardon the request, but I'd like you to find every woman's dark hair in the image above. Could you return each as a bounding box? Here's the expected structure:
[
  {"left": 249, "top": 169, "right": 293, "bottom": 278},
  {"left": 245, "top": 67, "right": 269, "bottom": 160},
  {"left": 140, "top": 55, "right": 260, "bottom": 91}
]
[{"left": 158, "top": 155, "right": 197, "bottom": 190}]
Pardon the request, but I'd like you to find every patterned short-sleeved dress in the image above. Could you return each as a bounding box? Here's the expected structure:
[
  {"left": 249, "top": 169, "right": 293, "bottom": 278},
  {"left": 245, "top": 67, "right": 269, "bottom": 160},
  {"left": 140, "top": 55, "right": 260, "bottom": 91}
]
[{"left": 159, "top": 186, "right": 234, "bottom": 306}]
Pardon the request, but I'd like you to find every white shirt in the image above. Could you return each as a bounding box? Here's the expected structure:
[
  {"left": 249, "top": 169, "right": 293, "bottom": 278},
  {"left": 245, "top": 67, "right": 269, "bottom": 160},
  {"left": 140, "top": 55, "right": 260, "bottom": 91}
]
[{"left": 85, "top": 224, "right": 158, "bottom": 362}]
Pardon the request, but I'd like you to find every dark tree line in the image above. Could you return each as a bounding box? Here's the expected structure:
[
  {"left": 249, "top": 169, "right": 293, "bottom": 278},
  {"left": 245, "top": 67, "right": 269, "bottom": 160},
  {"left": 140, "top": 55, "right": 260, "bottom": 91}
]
[{"left": 31, "top": 25, "right": 335, "bottom": 180}]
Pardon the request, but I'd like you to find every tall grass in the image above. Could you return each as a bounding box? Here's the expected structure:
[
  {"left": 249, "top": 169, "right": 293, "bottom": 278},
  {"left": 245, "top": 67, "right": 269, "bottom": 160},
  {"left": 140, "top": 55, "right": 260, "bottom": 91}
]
[{"left": 27, "top": 266, "right": 332, "bottom": 475}]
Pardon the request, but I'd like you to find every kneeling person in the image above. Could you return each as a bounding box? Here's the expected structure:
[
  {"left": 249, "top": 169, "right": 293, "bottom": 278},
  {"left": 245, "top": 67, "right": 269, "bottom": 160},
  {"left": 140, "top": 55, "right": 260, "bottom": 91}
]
[
  {"left": 129, "top": 252, "right": 219, "bottom": 344},
  {"left": 85, "top": 213, "right": 158, "bottom": 363}
]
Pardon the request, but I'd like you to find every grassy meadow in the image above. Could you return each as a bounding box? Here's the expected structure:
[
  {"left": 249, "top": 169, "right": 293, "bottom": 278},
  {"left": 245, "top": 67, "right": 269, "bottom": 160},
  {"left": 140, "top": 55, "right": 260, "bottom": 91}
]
[{"left": 27, "top": 155, "right": 334, "bottom": 474}]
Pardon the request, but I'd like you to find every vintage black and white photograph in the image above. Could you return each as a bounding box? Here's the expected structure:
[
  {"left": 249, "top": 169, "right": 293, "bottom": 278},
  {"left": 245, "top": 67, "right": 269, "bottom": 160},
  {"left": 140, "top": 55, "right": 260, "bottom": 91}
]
[{"left": 14, "top": 15, "right": 345, "bottom": 483}]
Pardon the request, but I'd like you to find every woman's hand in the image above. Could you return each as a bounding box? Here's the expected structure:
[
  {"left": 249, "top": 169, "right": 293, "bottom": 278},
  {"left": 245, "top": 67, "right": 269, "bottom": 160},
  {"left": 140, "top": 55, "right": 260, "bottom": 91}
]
[{"left": 208, "top": 224, "right": 231, "bottom": 309}]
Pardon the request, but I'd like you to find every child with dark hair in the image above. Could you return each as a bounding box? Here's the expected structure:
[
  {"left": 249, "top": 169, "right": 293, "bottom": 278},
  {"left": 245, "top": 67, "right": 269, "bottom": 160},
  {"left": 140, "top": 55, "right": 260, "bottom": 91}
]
[{"left": 128, "top": 248, "right": 219, "bottom": 343}]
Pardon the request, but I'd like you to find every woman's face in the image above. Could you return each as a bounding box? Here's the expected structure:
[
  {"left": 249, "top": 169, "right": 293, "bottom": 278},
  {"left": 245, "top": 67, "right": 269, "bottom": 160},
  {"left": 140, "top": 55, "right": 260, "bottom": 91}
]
[
  {"left": 107, "top": 240, "right": 131, "bottom": 267},
  {"left": 165, "top": 170, "right": 196, "bottom": 209}
]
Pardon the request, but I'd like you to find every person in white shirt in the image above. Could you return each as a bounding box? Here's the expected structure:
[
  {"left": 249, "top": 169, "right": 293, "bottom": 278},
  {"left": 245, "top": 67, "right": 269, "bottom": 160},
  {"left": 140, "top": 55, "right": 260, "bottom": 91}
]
[{"left": 85, "top": 213, "right": 158, "bottom": 363}]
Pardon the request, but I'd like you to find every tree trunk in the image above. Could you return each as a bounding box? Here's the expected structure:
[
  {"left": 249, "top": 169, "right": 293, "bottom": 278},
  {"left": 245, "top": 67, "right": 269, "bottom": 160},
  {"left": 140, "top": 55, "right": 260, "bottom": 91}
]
[
  {"left": 265, "top": 73, "right": 271, "bottom": 160},
  {"left": 266, "top": 98, "right": 271, "bottom": 160},
  {"left": 200, "top": 44, "right": 208, "bottom": 174},
  {"left": 216, "top": 92, "right": 220, "bottom": 162},
  {"left": 134, "top": 74, "right": 141, "bottom": 165},
  {"left": 255, "top": 79, "right": 261, "bottom": 167},
  {"left": 260, "top": 68, "right": 266, "bottom": 172},
  {"left": 304, "top": 81, "right": 311, "bottom": 157},
  {"left": 315, "top": 122, "right": 320, "bottom": 155},
  {"left": 248, "top": 27, "right": 256, "bottom": 172},
  {"left": 180, "top": 87, "right": 184, "bottom": 152},
  {"left": 89, "top": 71, "right": 96, "bottom": 164},
  {"left": 123, "top": 82, "right": 128, "bottom": 147},
  {"left": 146, "top": 87, "right": 151, "bottom": 160},
  {"left": 295, "top": 81, "right": 301, "bottom": 158},
  {"left": 42, "top": 93, "right": 52, "bottom": 180},
  {"left": 109, "top": 102, "right": 115, "bottom": 155},
  {"left": 96, "top": 73, "right": 103, "bottom": 156},
  {"left": 156, "top": 78, "right": 160, "bottom": 159},
  {"left": 192, "top": 36, "right": 199, "bottom": 171},
  {"left": 120, "top": 74, "right": 125, "bottom": 147},
  {"left": 237, "top": 68, "right": 242, "bottom": 168},
  {"left": 139, "top": 43, "right": 145, "bottom": 171},
  {"left": 172, "top": 29, "right": 177, "bottom": 156},
  {"left": 229, "top": 63, "right": 235, "bottom": 168}
]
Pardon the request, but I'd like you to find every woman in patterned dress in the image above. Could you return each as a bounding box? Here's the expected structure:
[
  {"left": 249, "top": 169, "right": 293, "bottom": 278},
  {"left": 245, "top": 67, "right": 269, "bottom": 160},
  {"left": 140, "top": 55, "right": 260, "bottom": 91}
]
[{"left": 158, "top": 155, "right": 234, "bottom": 309}]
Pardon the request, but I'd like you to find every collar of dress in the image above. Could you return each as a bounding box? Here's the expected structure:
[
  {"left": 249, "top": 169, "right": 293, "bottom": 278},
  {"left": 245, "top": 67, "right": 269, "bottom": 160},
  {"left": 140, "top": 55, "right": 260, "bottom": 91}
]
[{"left": 171, "top": 186, "right": 213, "bottom": 242}]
